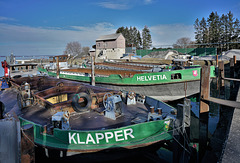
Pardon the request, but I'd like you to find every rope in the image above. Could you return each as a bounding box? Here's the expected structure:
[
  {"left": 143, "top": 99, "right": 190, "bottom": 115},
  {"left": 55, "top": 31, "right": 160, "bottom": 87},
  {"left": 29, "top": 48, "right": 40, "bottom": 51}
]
[
  {"left": 21, "top": 128, "right": 37, "bottom": 147},
  {"left": 172, "top": 122, "right": 193, "bottom": 154},
  {"left": 172, "top": 136, "right": 191, "bottom": 154}
]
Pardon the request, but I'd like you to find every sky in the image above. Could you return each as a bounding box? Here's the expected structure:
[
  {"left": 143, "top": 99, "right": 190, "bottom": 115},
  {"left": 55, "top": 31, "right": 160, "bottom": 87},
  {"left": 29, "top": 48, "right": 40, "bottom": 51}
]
[{"left": 0, "top": 0, "right": 240, "bottom": 56}]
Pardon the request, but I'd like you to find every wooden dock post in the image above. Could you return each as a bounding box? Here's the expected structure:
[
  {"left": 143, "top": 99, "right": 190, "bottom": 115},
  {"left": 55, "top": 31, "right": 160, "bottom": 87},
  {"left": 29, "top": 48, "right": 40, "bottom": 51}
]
[
  {"left": 199, "top": 66, "right": 210, "bottom": 161},
  {"left": 91, "top": 54, "right": 95, "bottom": 86},
  {"left": 173, "top": 103, "right": 184, "bottom": 163},
  {"left": 218, "top": 61, "right": 225, "bottom": 94},
  {"left": 173, "top": 98, "right": 192, "bottom": 163},
  {"left": 56, "top": 56, "right": 60, "bottom": 79}
]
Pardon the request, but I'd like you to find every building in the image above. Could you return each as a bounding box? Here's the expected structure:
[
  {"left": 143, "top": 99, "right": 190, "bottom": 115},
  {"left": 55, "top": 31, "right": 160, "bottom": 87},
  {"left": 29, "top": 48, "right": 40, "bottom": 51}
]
[{"left": 95, "top": 33, "right": 125, "bottom": 59}]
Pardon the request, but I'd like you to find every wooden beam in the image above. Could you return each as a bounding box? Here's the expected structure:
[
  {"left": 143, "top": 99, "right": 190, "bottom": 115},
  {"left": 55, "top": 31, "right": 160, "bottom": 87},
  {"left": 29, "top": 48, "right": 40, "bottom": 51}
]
[
  {"left": 203, "top": 97, "right": 240, "bottom": 109},
  {"left": 200, "top": 66, "right": 210, "bottom": 113},
  {"left": 223, "top": 77, "right": 240, "bottom": 82},
  {"left": 199, "top": 66, "right": 210, "bottom": 161}
]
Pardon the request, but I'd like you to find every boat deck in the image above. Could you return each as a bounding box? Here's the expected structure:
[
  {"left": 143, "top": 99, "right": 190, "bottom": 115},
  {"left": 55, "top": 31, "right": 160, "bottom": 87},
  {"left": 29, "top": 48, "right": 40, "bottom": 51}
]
[
  {"left": 19, "top": 101, "right": 149, "bottom": 130},
  {"left": 61, "top": 68, "right": 145, "bottom": 77},
  {"left": 95, "top": 62, "right": 153, "bottom": 71},
  {"left": 3, "top": 76, "right": 163, "bottom": 131}
]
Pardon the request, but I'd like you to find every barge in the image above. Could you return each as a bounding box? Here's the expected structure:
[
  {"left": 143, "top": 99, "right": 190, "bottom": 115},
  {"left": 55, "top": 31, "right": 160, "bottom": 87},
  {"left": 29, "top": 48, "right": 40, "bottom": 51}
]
[
  {"left": 38, "top": 57, "right": 216, "bottom": 101},
  {"left": 2, "top": 75, "right": 177, "bottom": 160}
]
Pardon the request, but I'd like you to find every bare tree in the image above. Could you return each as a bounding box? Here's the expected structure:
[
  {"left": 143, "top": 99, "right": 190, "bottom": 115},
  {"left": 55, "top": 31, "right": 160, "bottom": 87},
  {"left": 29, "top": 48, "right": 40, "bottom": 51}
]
[
  {"left": 81, "top": 46, "right": 90, "bottom": 57},
  {"left": 173, "top": 37, "right": 195, "bottom": 48},
  {"left": 63, "top": 41, "right": 82, "bottom": 58}
]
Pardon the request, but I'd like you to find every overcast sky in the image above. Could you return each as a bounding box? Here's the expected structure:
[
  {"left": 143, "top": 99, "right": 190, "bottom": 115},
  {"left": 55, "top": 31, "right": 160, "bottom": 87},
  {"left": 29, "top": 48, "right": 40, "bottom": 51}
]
[{"left": 0, "top": 0, "right": 239, "bottom": 56}]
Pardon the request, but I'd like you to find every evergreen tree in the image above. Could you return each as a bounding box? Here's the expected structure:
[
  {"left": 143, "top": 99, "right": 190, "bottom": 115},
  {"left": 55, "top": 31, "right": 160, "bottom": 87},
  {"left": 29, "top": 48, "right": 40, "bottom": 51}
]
[
  {"left": 199, "top": 17, "right": 208, "bottom": 46},
  {"left": 136, "top": 30, "right": 142, "bottom": 49},
  {"left": 220, "top": 14, "right": 228, "bottom": 48},
  {"left": 131, "top": 27, "right": 138, "bottom": 47},
  {"left": 207, "top": 12, "right": 221, "bottom": 46},
  {"left": 128, "top": 26, "right": 134, "bottom": 46},
  {"left": 116, "top": 26, "right": 144, "bottom": 49},
  {"left": 116, "top": 26, "right": 125, "bottom": 34},
  {"left": 142, "top": 25, "right": 152, "bottom": 49},
  {"left": 194, "top": 11, "right": 240, "bottom": 49},
  {"left": 194, "top": 18, "right": 202, "bottom": 45},
  {"left": 233, "top": 18, "right": 240, "bottom": 49}
]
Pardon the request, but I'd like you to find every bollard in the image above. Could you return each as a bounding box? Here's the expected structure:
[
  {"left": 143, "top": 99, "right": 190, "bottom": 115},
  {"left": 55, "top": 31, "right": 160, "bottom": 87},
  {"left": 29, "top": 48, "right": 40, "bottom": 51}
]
[
  {"left": 150, "top": 106, "right": 155, "bottom": 113},
  {"left": 157, "top": 108, "right": 162, "bottom": 115},
  {"left": 21, "top": 124, "right": 35, "bottom": 163}
]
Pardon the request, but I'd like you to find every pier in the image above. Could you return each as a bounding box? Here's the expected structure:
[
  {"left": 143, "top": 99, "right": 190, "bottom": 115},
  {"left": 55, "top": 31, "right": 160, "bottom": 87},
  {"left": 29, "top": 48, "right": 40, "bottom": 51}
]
[{"left": 199, "top": 56, "right": 240, "bottom": 162}]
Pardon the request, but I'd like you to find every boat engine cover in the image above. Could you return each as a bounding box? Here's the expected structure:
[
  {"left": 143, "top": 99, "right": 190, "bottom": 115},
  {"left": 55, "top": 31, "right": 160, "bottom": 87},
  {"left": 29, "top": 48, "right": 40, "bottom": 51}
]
[{"left": 104, "top": 95, "right": 123, "bottom": 120}]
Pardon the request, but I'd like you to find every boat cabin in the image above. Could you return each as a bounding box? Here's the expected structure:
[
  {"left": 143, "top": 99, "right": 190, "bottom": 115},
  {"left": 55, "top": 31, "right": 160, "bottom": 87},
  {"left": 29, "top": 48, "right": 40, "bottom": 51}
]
[{"left": 9, "top": 63, "right": 38, "bottom": 77}]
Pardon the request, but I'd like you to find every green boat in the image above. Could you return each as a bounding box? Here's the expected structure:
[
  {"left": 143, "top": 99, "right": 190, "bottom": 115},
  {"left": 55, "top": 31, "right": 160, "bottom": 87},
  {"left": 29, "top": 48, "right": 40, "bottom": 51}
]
[
  {"left": 3, "top": 76, "right": 176, "bottom": 160},
  {"left": 38, "top": 60, "right": 216, "bottom": 102}
]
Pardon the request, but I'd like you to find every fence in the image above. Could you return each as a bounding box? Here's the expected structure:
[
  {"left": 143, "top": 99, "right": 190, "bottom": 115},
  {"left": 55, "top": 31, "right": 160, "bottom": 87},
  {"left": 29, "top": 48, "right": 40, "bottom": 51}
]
[{"left": 136, "top": 48, "right": 217, "bottom": 57}]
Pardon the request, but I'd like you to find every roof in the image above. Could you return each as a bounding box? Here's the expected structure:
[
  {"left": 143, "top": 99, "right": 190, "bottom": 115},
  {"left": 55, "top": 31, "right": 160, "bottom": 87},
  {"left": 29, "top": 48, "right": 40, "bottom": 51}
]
[
  {"left": 96, "top": 33, "right": 122, "bottom": 41},
  {"left": 224, "top": 49, "right": 240, "bottom": 60}
]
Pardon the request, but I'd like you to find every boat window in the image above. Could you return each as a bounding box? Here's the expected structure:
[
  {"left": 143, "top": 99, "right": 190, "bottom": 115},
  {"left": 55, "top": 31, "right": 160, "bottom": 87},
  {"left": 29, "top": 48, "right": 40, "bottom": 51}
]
[{"left": 171, "top": 73, "right": 182, "bottom": 80}]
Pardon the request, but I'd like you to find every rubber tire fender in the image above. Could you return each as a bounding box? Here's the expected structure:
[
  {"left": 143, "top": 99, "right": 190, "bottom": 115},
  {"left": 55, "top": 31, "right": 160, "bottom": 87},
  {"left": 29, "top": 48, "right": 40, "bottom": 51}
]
[{"left": 72, "top": 92, "right": 92, "bottom": 112}]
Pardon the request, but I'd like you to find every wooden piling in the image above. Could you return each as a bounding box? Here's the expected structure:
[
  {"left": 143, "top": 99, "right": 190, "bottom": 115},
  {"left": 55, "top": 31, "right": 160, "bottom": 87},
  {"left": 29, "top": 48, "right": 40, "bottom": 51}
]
[
  {"left": 219, "top": 61, "right": 225, "bottom": 88},
  {"left": 173, "top": 99, "right": 192, "bottom": 162},
  {"left": 56, "top": 56, "right": 60, "bottom": 79},
  {"left": 199, "top": 66, "right": 210, "bottom": 161},
  {"left": 21, "top": 124, "right": 35, "bottom": 163},
  {"left": 91, "top": 56, "right": 95, "bottom": 86},
  {"left": 233, "top": 55, "right": 236, "bottom": 64},
  {"left": 173, "top": 103, "right": 184, "bottom": 163}
]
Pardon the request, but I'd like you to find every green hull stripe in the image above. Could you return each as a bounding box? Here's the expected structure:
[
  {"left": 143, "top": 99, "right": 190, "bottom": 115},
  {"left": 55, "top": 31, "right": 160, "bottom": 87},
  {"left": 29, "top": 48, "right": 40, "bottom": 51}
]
[
  {"left": 38, "top": 66, "right": 216, "bottom": 85},
  {"left": 19, "top": 117, "right": 172, "bottom": 150}
]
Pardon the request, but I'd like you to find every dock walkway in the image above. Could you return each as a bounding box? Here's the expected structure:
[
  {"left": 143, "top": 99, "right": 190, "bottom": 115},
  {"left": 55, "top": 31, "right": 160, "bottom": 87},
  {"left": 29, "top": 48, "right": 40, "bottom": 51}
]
[{"left": 222, "top": 87, "right": 240, "bottom": 162}]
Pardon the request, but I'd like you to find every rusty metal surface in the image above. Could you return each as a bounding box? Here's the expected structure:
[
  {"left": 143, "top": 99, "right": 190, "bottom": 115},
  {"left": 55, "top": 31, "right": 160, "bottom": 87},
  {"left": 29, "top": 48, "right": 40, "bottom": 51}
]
[
  {"left": 62, "top": 67, "right": 144, "bottom": 77},
  {"left": 11, "top": 76, "right": 120, "bottom": 111},
  {"left": 7, "top": 76, "right": 150, "bottom": 131},
  {"left": 95, "top": 62, "right": 153, "bottom": 70}
]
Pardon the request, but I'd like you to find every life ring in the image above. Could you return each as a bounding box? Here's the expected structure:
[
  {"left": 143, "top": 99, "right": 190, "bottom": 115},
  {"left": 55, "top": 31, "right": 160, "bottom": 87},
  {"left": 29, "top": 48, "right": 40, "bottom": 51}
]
[
  {"left": 72, "top": 92, "right": 92, "bottom": 112},
  {"left": 128, "top": 91, "right": 136, "bottom": 100}
]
